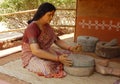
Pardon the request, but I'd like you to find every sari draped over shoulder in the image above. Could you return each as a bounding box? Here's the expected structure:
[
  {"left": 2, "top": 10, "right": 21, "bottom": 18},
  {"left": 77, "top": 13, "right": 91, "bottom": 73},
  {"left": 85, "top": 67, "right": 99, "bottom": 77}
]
[{"left": 21, "top": 23, "right": 70, "bottom": 78}]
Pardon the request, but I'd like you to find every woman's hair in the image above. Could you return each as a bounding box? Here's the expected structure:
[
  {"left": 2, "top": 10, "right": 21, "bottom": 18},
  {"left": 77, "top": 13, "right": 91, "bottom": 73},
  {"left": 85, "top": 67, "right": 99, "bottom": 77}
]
[{"left": 27, "top": 2, "right": 56, "bottom": 24}]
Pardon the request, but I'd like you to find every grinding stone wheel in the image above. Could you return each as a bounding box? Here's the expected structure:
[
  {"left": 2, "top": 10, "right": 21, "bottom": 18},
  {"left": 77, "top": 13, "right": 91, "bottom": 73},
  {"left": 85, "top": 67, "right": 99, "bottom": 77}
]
[
  {"left": 77, "top": 36, "right": 99, "bottom": 52},
  {"left": 95, "top": 41, "right": 120, "bottom": 58},
  {"left": 68, "top": 54, "right": 95, "bottom": 67},
  {"left": 64, "top": 66, "right": 94, "bottom": 77},
  {"left": 64, "top": 54, "right": 95, "bottom": 76}
]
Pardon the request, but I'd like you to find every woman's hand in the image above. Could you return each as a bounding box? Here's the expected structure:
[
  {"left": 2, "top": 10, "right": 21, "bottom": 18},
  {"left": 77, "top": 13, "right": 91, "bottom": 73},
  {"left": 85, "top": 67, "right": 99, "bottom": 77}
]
[
  {"left": 69, "top": 45, "right": 82, "bottom": 53},
  {"left": 59, "top": 54, "right": 73, "bottom": 66}
]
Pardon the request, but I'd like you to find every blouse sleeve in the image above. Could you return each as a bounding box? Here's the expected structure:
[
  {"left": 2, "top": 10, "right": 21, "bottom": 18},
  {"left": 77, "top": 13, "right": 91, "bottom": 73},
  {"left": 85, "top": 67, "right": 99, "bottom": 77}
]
[
  {"left": 25, "top": 23, "right": 40, "bottom": 44},
  {"left": 54, "top": 36, "right": 61, "bottom": 43}
]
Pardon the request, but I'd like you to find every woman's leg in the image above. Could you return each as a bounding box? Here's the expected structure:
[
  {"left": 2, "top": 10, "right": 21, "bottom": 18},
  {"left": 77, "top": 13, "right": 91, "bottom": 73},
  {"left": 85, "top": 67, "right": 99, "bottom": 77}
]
[
  {"left": 95, "top": 58, "right": 120, "bottom": 77},
  {"left": 113, "top": 79, "right": 120, "bottom": 84},
  {"left": 95, "top": 64, "right": 112, "bottom": 75},
  {"left": 95, "top": 64, "right": 120, "bottom": 77},
  {"left": 25, "top": 56, "right": 66, "bottom": 78},
  {"left": 95, "top": 58, "right": 109, "bottom": 67}
]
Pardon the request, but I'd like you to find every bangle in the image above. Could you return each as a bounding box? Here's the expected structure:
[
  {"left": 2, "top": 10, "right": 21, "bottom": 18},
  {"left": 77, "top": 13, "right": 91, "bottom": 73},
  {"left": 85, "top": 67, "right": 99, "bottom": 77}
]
[{"left": 67, "top": 46, "right": 72, "bottom": 51}]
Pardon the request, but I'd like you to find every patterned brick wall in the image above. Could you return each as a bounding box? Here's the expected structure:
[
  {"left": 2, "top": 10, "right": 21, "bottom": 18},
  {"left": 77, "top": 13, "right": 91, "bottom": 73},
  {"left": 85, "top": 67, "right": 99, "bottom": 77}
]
[
  {"left": 75, "top": 0, "right": 120, "bottom": 44},
  {"left": 75, "top": 17, "right": 120, "bottom": 43}
]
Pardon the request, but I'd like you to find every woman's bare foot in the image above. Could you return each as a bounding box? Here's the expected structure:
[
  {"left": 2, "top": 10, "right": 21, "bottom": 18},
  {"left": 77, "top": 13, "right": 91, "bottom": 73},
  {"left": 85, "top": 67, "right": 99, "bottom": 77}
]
[
  {"left": 96, "top": 64, "right": 120, "bottom": 77},
  {"left": 95, "top": 58, "right": 109, "bottom": 67},
  {"left": 114, "top": 79, "right": 120, "bottom": 84},
  {"left": 95, "top": 64, "right": 112, "bottom": 74},
  {"left": 111, "top": 68, "right": 120, "bottom": 77}
]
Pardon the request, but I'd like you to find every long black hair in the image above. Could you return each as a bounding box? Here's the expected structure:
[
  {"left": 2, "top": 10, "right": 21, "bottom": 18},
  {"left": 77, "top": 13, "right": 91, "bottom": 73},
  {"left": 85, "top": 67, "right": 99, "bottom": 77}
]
[{"left": 27, "top": 2, "right": 56, "bottom": 24}]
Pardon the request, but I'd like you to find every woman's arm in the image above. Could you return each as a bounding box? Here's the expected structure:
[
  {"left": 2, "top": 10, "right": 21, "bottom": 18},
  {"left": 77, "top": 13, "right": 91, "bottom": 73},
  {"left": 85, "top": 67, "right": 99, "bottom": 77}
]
[
  {"left": 55, "top": 39, "right": 82, "bottom": 53},
  {"left": 30, "top": 43, "right": 72, "bottom": 66},
  {"left": 54, "top": 39, "right": 71, "bottom": 50},
  {"left": 30, "top": 43, "right": 58, "bottom": 61}
]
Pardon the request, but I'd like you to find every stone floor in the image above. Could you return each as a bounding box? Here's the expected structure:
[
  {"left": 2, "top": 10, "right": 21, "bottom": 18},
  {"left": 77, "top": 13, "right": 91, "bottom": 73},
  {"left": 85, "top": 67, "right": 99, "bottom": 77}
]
[{"left": 0, "top": 33, "right": 120, "bottom": 84}]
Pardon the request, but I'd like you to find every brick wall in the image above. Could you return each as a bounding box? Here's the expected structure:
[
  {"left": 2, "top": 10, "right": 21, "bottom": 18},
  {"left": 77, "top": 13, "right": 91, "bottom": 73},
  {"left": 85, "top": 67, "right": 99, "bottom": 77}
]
[{"left": 75, "top": 0, "right": 120, "bottom": 43}]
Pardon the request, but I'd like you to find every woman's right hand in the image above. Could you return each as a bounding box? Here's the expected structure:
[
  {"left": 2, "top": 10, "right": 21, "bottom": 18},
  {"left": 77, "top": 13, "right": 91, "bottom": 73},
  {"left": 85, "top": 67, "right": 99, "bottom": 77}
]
[{"left": 59, "top": 54, "right": 73, "bottom": 66}]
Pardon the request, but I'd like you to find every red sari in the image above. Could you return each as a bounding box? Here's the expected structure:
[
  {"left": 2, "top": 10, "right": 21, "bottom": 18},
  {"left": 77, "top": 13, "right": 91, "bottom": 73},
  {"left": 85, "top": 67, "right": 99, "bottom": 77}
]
[{"left": 21, "top": 22, "right": 71, "bottom": 78}]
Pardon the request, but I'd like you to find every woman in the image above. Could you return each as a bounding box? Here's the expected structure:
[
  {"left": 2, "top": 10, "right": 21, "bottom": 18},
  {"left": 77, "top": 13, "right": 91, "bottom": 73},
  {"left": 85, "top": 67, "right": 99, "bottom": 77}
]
[{"left": 21, "top": 2, "right": 80, "bottom": 78}]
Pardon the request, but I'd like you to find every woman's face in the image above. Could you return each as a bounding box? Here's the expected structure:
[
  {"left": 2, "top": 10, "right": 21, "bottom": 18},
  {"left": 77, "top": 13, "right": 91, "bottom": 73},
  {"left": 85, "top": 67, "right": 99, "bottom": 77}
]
[{"left": 40, "top": 10, "right": 55, "bottom": 24}]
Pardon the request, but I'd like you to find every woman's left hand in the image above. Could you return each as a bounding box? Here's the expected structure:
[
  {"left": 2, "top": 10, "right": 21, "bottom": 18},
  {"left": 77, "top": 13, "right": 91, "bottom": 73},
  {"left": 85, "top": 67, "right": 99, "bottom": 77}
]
[{"left": 69, "top": 45, "right": 82, "bottom": 53}]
